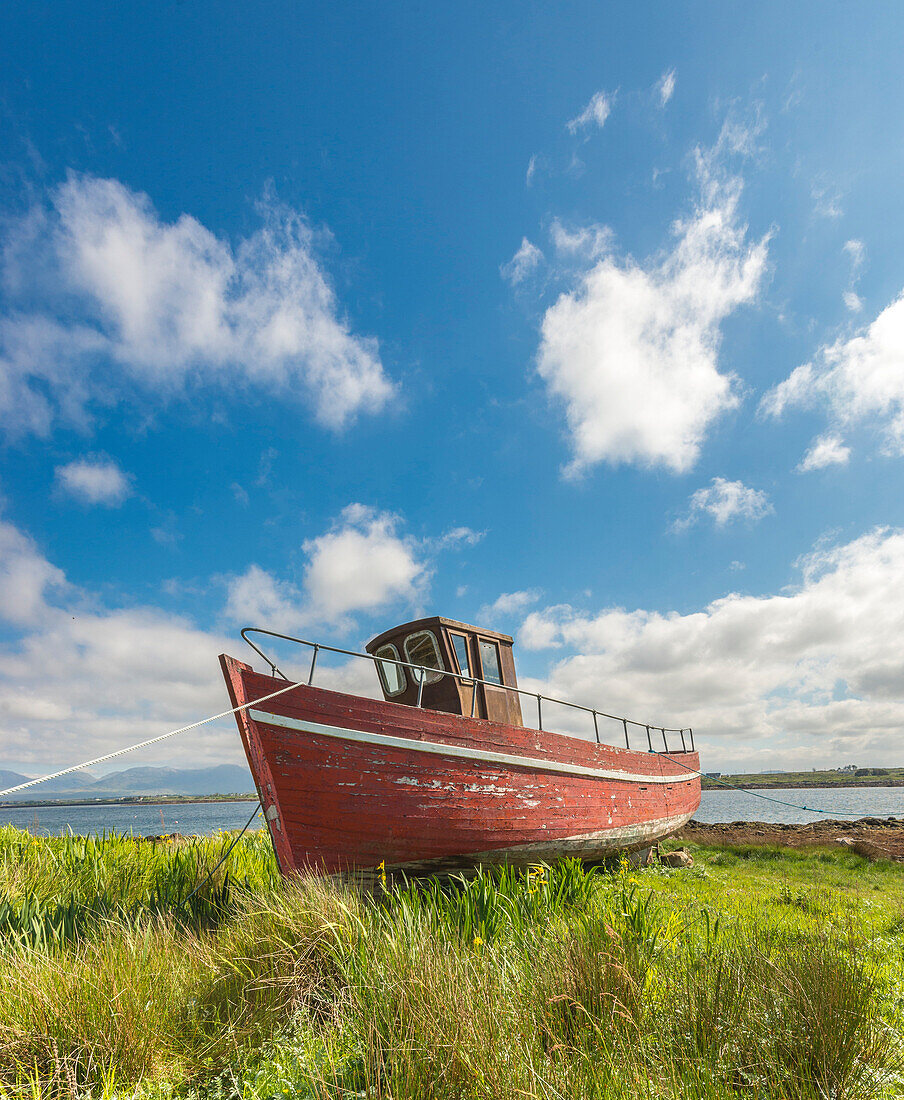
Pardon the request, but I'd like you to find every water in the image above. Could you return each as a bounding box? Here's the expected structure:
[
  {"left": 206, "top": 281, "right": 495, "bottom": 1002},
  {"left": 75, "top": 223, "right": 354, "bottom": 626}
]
[
  {"left": 0, "top": 800, "right": 264, "bottom": 838},
  {"left": 697, "top": 785, "right": 904, "bottom": 824},
  {"left": 0, "top": 787, "right": 902, "bottom": 837}
]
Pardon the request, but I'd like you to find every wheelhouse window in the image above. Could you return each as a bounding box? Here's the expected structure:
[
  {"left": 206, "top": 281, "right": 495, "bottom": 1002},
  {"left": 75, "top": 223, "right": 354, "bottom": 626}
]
[
  {"left": 404, "top": 630, "right": 444, "bottom": 684},
  {"left": 479, "top": 639, "right": 503, "bottom": 685},
  {"left": 450, "top": 633, "right": 472, "bottom": 681},
  {"left": 375, "top": 643, "right": 406, "bottom": 696}
]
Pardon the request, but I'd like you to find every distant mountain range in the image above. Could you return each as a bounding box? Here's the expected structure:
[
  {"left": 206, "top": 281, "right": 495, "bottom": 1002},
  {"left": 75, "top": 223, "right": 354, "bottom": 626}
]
[{"left": 0, "top": 764, "right": 256, "bottom": 802}]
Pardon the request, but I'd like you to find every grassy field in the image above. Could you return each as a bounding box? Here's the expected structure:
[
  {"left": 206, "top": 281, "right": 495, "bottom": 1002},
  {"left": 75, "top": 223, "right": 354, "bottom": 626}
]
[
  {"left": 0, "top": 825, "right": 900, "bottom": 1099},
  {"left": 701, "top": 767, "right": 904, "bottom": 790}
]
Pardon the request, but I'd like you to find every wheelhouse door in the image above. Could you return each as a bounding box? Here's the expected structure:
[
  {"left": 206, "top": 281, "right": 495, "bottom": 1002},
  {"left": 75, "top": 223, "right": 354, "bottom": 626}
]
[{"left": 476, "top": 638, "right": 510, "bottom": 724}]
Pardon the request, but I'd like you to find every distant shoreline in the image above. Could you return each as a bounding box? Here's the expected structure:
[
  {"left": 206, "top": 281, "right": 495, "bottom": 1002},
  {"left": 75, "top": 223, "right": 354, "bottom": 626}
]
[
  {"left": 0, "top": 794, "right": 258, "bottom": 809},
  {"left": 702, "top": 770, "right": 904, "bottom": 791}
]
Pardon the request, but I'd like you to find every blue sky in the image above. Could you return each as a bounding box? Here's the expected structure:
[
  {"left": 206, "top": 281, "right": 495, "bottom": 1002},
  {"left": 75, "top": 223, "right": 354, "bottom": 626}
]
[{"left": 2, "top": 1, "right": 904, "bottom": 775}]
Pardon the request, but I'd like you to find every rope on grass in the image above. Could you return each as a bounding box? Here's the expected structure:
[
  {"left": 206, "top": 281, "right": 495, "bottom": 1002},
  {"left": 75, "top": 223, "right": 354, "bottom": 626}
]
[{"left": 0, "top": 677, "right": 308, "bottom": 799}]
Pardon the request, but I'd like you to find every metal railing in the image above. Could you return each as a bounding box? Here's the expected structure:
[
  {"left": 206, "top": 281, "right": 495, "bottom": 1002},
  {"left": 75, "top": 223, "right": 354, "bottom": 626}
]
[{"left": 240, "top": 627, "right": 695, "bottom": 755}]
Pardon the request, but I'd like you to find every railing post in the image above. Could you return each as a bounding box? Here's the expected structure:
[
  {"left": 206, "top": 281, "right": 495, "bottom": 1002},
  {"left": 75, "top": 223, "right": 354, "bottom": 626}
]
[
  {"left": 592, "top": 711, "right": 600, "bottom": 744},
  {"left": 690, "top": 728, "right": 695, "bottom": 752},
  {"left": 416, "top": 670, "right": 426, "bottom": 708},
  {"left": 537, "top": 694, "right": 543, "bottom": 730},
  {"left": 661, "top": 727, "right": 668, "bottom": 752},
  {"left": 646, "top": 724, "right": 653, "bottom": 752},
  {"left": 680, "top": 728, "right": 687, "bottom": 752},
  {"left": 622, "top": 718, "right": 629, "bottom": 748},
  {"left": 471, "top": 681, "right": 478, "bottom": 718},
  {"left": 307, "top": 644, "right": 319, "bottom": 685}
]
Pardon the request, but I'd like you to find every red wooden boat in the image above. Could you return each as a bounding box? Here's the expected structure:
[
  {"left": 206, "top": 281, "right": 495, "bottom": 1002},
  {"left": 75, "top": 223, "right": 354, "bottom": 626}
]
[{"left": 220, "top": 617, "right": 700, "bottom": 876}]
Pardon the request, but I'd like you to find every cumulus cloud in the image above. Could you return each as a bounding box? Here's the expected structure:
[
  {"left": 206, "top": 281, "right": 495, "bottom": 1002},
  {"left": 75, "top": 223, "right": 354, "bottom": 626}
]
[
  {"left": 798, "top": 434, "right": 850, "bottom": 472},
  {"left": 478, "top": 589, "right": 542, "bottom": 622},
  {"left": 222, "top": 564, "right": 304, "bottom": 634},
  {"left": 536, "top": 122, "right": 769, "bottom": 476},
  {"left": 0, "top": 519, "right": 66, "bottom": 627},
  {"left": 1, "top": 504, "right": 437, "bottom": 772},
  {"left": 500, "top": 238, "right": 543, "bottom": 286},
  {"left": 760, "top": 292, "right": 904, "bottom": 453},
  {"left": 223, "top": 505, "right": 478, "bottom": 634},
  {"left": 55, "top": 457, "right": 131, "bottom": 506},
  {"left": 676, "top": 477, "right": 773, "bottom": 530},
  {"left": 0, "top": 174, "right": 393, "bottom": 437},
  {"left": 657, "top": 68, "right": 676, "bottom": 106},
  {"left": 302, "top": 505, "right": 429, "bottom": 622},
  {"left": 517, "top": 527, "right": 904, "bottom": 769},
  {"left": 566, "top": 90, "right": 615, "bottom": 134},
  {"left": 0, "top": 513, "right": 238, "bottom": 771}
]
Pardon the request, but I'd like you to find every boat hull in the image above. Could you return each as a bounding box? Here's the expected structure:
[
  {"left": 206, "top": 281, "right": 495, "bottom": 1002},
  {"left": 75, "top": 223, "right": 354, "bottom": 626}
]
[{"left": 220, "top": 655, "right": 701, "bottom": 875}]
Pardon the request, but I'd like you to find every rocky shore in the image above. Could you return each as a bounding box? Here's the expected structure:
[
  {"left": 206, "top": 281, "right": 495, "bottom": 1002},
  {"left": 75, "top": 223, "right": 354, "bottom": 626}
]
[{"left": 679, "top": 816, "right": 904, "bottom": 860}]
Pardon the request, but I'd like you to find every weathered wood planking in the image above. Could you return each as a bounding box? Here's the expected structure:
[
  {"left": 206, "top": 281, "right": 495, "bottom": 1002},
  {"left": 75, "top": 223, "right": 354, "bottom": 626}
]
[{"left": 220, "top": 655, "right": 701, "bottom": 875}]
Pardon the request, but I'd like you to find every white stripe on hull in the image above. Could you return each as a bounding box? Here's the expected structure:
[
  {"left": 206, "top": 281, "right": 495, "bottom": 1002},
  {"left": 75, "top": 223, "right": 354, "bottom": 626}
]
[{"left": 249, "top": 708, "right": 698, "bottom": 786}]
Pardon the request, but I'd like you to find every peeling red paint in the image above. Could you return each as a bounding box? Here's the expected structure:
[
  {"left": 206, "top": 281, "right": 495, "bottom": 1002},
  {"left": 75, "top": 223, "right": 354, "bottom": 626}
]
[{"left": 220, "top": 655, "right": 701, "bottom": 875}]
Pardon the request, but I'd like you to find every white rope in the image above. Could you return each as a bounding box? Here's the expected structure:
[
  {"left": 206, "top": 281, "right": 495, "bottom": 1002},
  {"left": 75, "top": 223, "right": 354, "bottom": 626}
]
[{"left": 0, "top": 677, "right": 306, "bottom": 799}]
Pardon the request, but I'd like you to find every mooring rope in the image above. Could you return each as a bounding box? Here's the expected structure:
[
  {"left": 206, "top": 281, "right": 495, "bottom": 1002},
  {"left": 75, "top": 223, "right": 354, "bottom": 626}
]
[
  {"left": 0, "top": 677, "right": 307, "bottom": 799},
  {"left": 181, "top": 801, "right": 262, "bottom": 905},
  {"left": 660, "top": 750, "right": 893, "bottom": 819},
  {"left": 0, "top": 670, "right": 890, "bottom": 822}
]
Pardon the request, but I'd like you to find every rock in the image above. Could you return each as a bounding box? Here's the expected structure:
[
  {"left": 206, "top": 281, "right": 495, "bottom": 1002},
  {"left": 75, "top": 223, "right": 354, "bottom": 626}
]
[{"left": 660, "top": 848, "right": 693, "bottom": 868}]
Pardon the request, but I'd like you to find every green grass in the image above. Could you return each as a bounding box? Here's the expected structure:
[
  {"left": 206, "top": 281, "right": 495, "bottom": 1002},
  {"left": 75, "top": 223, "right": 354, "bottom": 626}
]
[
  {"left": 701, "top": 767, "right": 904, "bottom": 789},
  {"left": 0, "top": 828, "right": 900, "bottom": 1098}
]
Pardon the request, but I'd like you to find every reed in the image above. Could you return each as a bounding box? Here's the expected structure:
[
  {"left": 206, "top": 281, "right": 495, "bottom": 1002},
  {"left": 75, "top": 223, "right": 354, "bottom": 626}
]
[{"left": 0, "top": 829, "right": 898, "bottom": 1099}]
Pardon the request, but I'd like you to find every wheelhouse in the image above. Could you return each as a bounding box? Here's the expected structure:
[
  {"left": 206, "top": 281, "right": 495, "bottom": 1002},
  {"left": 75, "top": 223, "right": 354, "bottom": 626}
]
[{"left": 365, "top": 616, "right": 523, "bottom": 726}]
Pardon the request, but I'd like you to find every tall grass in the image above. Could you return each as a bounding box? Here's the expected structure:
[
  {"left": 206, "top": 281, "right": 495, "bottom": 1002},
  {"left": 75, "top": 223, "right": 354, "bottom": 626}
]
[{"left": 0, "top": 829, "right": 899, "bottom": 1098}]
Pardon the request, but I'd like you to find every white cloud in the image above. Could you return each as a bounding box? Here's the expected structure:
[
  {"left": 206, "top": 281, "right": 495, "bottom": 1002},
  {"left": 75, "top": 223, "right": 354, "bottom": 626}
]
[
  {"left": 517, "top": 528, "right": 904, "bottom": 769},
  {"left": 844, "top": 238, "right": 865, "bottom": 273},
  {"left": 478, "top": 589, "right": 542, "bottom": 622},
  {"left": 0, "top": 502, "right": 476, "bottom": 774},
  {"left": 55, "top": 457, "right": 131, "bottom": 506},
  {"left": 656, "top": 69, "right": 676, "bottom": 107},
  {"left": 566, "top": 90, "right": 615, "bottom": 134},
  {"left": 676, "top": 477, "right": 773, "bottom": 530},
  {"left": 0, "top": 174, "right": 393, "bottom": 437},
  {"left": 222, "top": 563, "right": 304, "bottom": 634},
  {"left": 302, "top": 505, "right": 428, "bottom": 622},
  {"left": 811, "top": 182, "right": 843, "bottom": 219},
  {"left": 549, "top": 219, "right": 613, "bottom": 262},
  {"left": 525, "top": 155, "right": 541, "bottom": 187},
  {"left": 798, "top": 434, "right": 850, "bottom": 472},
  {"left": 0, "top": 513, "right": 237, "bottom": 771},
  {"left": 0, "top": 519, "right": 66, "bottom": 627},
  {"left": 430, "top": 526, "right": 484, "bottom": 550},
  {"left": 500, "top": 238, "right": 543, "bottom": 286},
  {"left": 536, "top": 124, "right": 769, "bottom": 476},
  {"left": 842, "top": 239, "right": 865, "bottom": 312},
  {"left": 223, "top": 504, "right": 474, "bottom": 633},
  {"left": 760, "top": 292, "right": 904, "bottom": 453}
]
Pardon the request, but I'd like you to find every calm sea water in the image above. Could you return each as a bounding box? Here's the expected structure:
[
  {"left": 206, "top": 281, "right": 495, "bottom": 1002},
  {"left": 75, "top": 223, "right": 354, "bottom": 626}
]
[
  {"left": 695, "top": 785, "right": 904, "bottom": 825},
  {"left": 0, "top": 787, "right": 902, "bottom": 837},
  {"left": 0, "top": 800, "right": 264, "bottom": 838}
]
